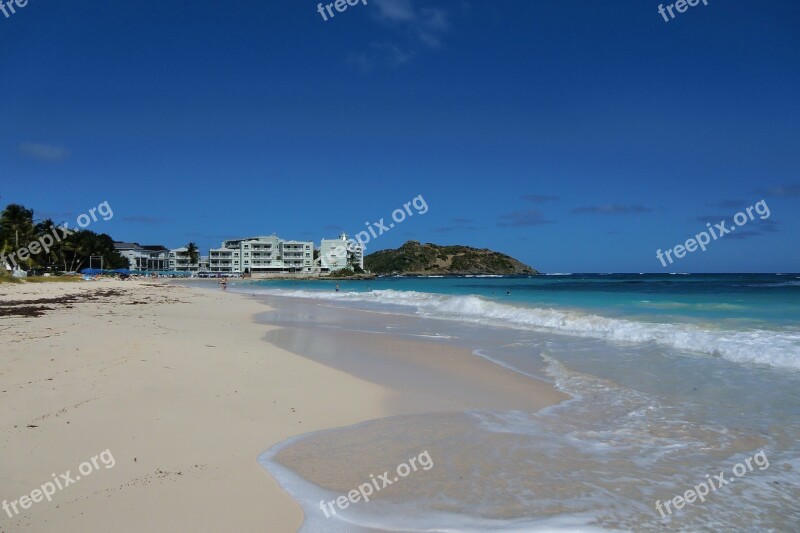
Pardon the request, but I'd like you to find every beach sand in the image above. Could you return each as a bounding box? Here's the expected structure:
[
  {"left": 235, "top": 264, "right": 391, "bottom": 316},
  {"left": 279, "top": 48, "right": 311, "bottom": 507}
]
[{"left": 0, "top": 280, "right": 565, "bottom": 532}]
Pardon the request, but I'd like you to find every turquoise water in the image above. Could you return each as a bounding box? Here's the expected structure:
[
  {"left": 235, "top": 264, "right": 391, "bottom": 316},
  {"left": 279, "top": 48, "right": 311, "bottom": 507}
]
[
  {"left": 237, "top": 273, "right": 800, "bottom": 369},
  {"left": 244, "top": 273, "right": 800, "bottom": 324},
  {"left": 240, "top": 274, "right": 800, "bottom": 531}
]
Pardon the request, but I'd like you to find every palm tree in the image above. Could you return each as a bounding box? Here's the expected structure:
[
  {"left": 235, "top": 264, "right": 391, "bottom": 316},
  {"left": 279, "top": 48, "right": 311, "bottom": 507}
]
[
  {"left": 348, "top": 253, "right": 364, "bottom": 274},
  {"left": 33, "top": 218, "right": 57, "bottom": 270},
  {"left": 0, "top": 204, "right": 35, "bottom": 252},
  {"left": 1, "top": 204, "right": 36, "bottom": 270},
  {"left": 186, "top": 242, "right": 200, "bottom": 268}
]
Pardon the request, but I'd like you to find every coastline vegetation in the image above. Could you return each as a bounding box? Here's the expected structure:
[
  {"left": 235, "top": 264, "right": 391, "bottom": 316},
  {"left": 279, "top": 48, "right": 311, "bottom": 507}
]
[
  {"left": 0, "top": 203, "right": 127, "bottom": 274},
  {"left": 365, "top": 241, "right": 536, "bottom": 276}
]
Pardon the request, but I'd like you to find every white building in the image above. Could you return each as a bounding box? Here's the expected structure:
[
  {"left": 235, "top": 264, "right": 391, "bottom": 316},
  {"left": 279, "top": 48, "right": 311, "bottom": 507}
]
[
  {"left": 319, "top": 233, "right": 364, "bottom": 272},
  {"left": 168, "top": 247, "right": 208, "bottom": 272},
  {"left": 281, "top": 240, "right": 314, "bottom": 272},
  {"left": 114, "top": 242, "right": 170, "bottom": 271},
  {"left": 209, "top": 236, "right": 314, "bottom": 274}
]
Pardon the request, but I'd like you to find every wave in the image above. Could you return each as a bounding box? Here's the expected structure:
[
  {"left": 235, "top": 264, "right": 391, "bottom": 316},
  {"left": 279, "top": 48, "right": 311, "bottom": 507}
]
[{"left": 244, "top": 288, "right": 800, "bottom": 371}]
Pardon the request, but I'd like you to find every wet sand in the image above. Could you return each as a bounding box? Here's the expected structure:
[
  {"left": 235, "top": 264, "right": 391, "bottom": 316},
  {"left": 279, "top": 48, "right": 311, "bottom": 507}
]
[{"left": 250, "top": 295, "right": 571, "bottom": 530}]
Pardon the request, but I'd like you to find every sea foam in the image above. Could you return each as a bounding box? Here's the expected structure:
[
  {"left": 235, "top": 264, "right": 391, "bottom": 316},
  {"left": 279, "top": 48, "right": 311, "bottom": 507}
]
[{"left": 245, "top": 288, "right": 800, "bottom": 371}]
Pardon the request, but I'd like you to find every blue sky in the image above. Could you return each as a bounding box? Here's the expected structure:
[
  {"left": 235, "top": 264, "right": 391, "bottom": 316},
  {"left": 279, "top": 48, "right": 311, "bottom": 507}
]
[{"left": 1, "top": 0, "right": 798, "bottom": 272}]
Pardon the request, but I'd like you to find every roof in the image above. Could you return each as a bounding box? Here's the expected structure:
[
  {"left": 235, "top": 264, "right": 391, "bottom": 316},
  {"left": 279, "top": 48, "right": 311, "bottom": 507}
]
[{"left": 114, "top": 242, "right": 143, "bottom": 250}]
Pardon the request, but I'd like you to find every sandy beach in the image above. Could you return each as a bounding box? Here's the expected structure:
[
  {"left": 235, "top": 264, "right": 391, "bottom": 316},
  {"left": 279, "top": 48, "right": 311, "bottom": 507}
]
[
  {"left": 6, "top": 277, "right": 795, "bottom": 531},
  {"left": 0, "top": 279, "right": 565, "bottom": 532},
  {"left": 0, "top": 280, "right": 395, "bottom": 531}
]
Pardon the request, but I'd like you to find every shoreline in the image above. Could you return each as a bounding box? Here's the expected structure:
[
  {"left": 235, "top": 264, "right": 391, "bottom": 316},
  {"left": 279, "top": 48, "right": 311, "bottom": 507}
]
[
  {"left": 245, "top": 293, "right": 571, "bottom": 531},
  {"left": 1, "top": 279, "right": 569, "bottom": 532},
  {"left": 3, "top": 277, "right": 795, "bottom": 530},
  {"left": 259, "top": 299, "right": 568, "bottom": 413}
]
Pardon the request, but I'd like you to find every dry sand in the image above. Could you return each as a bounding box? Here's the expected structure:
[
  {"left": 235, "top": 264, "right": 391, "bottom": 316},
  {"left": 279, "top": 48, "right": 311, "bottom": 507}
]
[
  {"left": 0, "top": 279, "right": 396, "bottom": 532},
  {"left": 0, "top": 279, "right": 565, "bottom": 532}
]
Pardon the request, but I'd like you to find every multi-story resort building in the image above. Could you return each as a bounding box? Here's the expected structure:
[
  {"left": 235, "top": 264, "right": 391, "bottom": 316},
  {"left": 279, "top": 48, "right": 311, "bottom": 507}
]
[
  {"left": 281, "top": 240, "right": 314, "bottom": 272},
  {"left": 115, "top": 242, "right": 209, "bottom": 273},
  {"left": 168, "top": 247, "right": 209, "bottom": 273},
  {"left": 114, "top": 242, "right": 170, "bottom": 271},
  {"left": 209, "top": 236, "right": 314, "bottom": 274},
  {"left": 319, "top": 233, "right": 364, "bottom": 272},
  {"left": 118, "top": 234, "right": 359, "bottom": 276}
]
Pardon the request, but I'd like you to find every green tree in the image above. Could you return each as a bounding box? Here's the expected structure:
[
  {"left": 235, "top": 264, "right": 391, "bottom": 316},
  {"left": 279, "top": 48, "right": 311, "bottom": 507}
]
[
  {"left": 56, "top": 231, "right": 127, "bottom": 272},
  {"left": 0, "top": 203, "right": 127, "bottom": 273},
  {"left": 1, "top": 204, "right": 35, "bottom": 267},
  {"left": 348, "top": 254, "right": 364, "bottom": 274},
  {"left": 186, "top": 242, "right": 200, "bottom": 266},
  {"left": 328, "top": 267, "right": 355, "bottom": 278}
]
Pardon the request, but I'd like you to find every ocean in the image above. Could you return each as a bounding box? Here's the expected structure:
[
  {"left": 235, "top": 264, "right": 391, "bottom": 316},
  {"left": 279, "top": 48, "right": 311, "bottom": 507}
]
[{"left": 234, "top": 274, "right": 800, "bottom": 531}]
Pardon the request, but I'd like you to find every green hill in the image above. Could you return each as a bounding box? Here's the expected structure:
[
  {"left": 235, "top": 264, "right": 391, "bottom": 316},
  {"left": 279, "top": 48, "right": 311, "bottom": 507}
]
[{"left": 365, "top": 241, "right": 537, "bottom": 276}]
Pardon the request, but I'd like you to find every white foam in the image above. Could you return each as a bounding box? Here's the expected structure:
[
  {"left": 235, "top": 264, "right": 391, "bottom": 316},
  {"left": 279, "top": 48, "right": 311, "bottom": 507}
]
[
  {"left": 258, "top": 425, "right": 614, "bottom": 532},
  {"left": 245, "top": 288, "right": 800, "bottom": 371}
]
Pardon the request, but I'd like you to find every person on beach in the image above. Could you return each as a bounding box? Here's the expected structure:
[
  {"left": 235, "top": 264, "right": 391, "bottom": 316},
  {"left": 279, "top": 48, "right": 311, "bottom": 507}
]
[{"left": 220, "top": 278, "right": 227, "bottom": 290}]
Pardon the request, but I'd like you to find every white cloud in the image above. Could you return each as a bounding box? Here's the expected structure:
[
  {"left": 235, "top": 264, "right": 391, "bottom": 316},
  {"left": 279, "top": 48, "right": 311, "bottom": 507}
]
[
  {"left": 19, "top": 142, "right": 70, "bottom": 161},
  {"left": 355, "top": 0, "right": 451, "bottom": 68},
  {"left": 372, "top": 0, "right": 416, "bottom": 22}
]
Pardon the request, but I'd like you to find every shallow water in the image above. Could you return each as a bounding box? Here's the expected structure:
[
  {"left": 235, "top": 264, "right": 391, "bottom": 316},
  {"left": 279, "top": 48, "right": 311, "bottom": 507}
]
[{"left": 239, "top": 276, "right": 800, "bottom": 531}]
